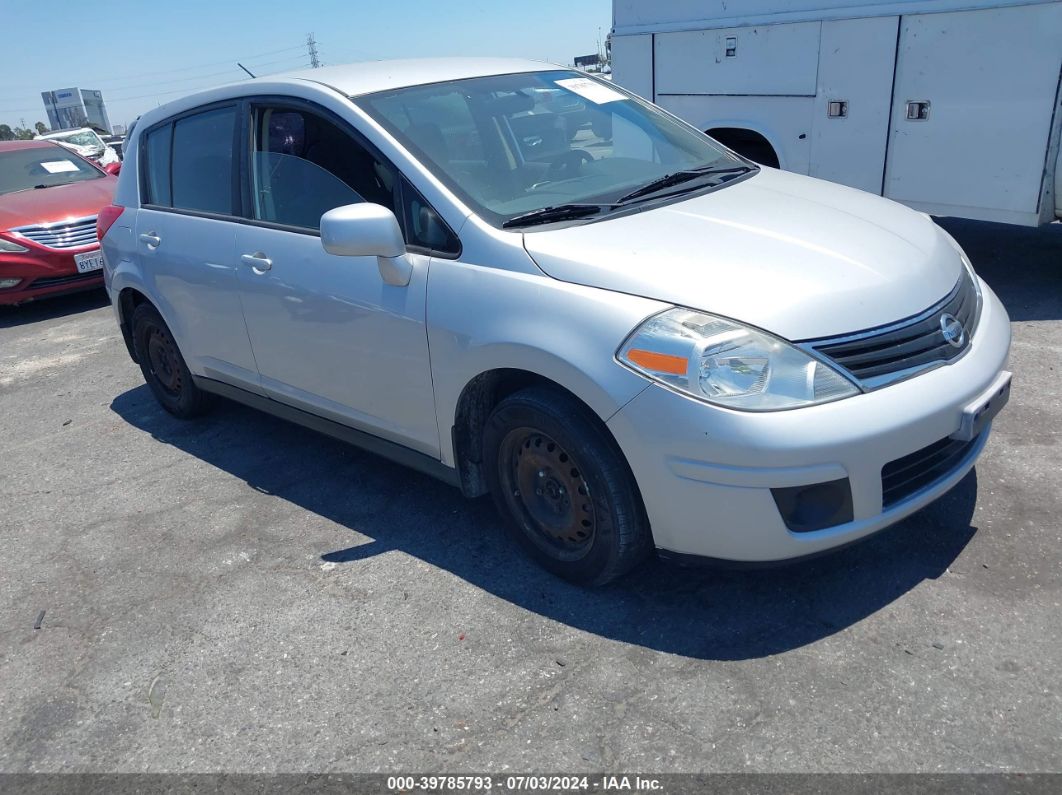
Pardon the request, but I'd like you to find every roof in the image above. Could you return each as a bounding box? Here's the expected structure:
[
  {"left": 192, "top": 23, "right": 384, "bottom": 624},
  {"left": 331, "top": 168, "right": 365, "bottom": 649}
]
[
  {"left": 0, "top": 139, "right": 61, "bottom": 151},
  {"left": 275, "top": 57, "right": 557, "bottom": 97},
  {"left": 128, "top": 57, "right": 568, "bottom": 142}
]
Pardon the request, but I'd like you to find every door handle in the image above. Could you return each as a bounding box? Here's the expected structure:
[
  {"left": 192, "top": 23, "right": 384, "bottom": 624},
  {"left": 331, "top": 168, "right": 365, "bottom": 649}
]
[
  {"left": 905, "top": 100, "right": 931, "bottom": 121},
  {"left": 139, "top": 232, "right": 161, "bottom": 248},
  {"left": 827, "top": 100, "right": 848, "bottom": 118},
  {"left": 240, "top": 252, "right": 273, "bottom": 272}
]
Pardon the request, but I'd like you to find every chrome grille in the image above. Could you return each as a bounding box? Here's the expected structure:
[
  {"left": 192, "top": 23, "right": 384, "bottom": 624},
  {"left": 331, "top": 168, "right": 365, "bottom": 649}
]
[
  {"left": 12, "top": 215, "right": 98, "bottom": 250},
  {"left": 802, "top": 271, "right": 980, "bottom": 388}
]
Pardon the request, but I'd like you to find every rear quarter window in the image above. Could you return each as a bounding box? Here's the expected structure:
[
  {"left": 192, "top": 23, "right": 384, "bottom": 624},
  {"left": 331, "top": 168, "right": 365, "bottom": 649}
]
[{"left": 143, "top": 125, "right": 172, "bottom": 206}]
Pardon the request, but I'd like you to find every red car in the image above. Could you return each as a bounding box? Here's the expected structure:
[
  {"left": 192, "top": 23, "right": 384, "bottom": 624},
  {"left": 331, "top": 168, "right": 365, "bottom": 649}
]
[{"left": 0, "top": 140, "right": 118, "bottom": 306}]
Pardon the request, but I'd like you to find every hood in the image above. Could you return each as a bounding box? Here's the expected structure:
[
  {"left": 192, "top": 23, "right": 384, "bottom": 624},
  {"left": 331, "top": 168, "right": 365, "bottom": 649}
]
[
  {"left": 522, "top": 168, "right": 962, "bottom": 340},
  {"left": 0, "top": 177, "right": 116, "bottom": 233}
]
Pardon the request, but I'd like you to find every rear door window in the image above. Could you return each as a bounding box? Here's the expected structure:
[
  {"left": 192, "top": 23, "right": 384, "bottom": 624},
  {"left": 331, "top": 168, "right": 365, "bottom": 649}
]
[
  {"left": 142, "top": 124, "right": 172, "bottom": 206},
  {"left": 170, "top": 106, "right": 236, "bottom": 215}
]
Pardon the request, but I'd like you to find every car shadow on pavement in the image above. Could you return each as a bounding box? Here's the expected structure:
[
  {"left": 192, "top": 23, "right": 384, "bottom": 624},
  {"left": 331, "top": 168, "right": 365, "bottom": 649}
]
[
  {"left": 0, "top": 289, "right": 109, "bottom": 328},
  {"left": 939, "top": 217, "right": 1062, "bottom": 322},
  {"left": 111, "top": 385, "right": 978, "bottom": 661}
]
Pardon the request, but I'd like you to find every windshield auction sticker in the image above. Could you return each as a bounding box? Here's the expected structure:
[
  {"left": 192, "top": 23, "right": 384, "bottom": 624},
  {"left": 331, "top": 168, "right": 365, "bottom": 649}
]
[
  {"left": 40, "top": 160, "right": 79, "bottom": 174},
  {"left": 555, "top": 77, "right": 627, "bottom": 104}
]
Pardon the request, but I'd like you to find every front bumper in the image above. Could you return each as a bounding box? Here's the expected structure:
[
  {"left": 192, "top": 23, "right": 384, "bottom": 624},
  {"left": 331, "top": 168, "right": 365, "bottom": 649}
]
[
  {"left": 0, "top": 246, "right": 104, "bottom": 306},
  {"left": 607, "top": 279, "right": 1012, "bottom": 562}
]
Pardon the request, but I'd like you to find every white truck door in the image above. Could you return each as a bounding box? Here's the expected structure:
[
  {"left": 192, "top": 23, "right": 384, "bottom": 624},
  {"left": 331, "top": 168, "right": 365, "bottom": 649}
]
[
  {"left": 884, "top": 3, "right": 1062, "bottom": 225},
  {"left": 610, "top": 34, "right": 654, "bottom": 100},
  {"left": 652, "top": 22, "right": 820, "bottom": 172},
  {"left": 809, "top": 16, "right": 899, "bottom": 194}
]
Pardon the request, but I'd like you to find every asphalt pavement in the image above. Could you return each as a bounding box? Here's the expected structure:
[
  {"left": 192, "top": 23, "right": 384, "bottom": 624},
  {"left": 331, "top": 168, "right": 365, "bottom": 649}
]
[{"left": 0, "top": 218, "right": 1059, "bottom": 773}]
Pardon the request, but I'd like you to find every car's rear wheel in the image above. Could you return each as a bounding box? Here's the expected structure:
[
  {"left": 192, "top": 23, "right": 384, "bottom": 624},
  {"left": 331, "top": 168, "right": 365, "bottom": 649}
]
[
  {"left": 483, "top": 386, "right": 651, "bottom": 585},
  {"left": 131, "top": 303, "right": 210, "bottom": 419}
]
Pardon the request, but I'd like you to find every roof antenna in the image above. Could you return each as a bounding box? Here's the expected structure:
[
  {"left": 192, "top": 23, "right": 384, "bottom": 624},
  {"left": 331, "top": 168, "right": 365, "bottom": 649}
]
[{"left": 237, "top": 62, "right": 256, "bottom": 78}]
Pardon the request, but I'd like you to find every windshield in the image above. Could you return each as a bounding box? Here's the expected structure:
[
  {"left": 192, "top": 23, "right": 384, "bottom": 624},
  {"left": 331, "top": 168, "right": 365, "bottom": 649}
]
[
  {"left": 357, "top": 70, "right": 747, "bottom": 227},
  {"left": 48, "top": 130, "right": 103, "bottom": 149},
  {"left": 0, "top": 147, "right": 103, "bottom": 195}
]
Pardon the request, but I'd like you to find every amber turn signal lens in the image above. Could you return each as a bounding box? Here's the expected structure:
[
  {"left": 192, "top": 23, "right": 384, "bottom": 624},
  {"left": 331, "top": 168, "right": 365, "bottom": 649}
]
[{"left": 625, "top": 349, "right": 688, "bottom": 375}]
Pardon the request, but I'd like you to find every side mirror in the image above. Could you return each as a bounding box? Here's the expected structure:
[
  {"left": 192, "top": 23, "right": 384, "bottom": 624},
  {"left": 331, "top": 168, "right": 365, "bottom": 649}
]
[
  {"left": 320, "top": 203, "right": 411, "bottom": 286},
  {"left": 104, "top": 161, "right": 121, "bottom": 176}
]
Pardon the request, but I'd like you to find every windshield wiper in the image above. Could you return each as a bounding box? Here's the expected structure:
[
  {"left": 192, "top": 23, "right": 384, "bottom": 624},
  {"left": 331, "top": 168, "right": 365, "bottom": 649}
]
[
  {"left": 500, "top": 163, "right": 755, "bottom": 228},
  {"left": 617, "top": 164, "right": 754, "bottom": 204},
  {"left": 501, "top": 203, "right": 614, "bottom": 228}
]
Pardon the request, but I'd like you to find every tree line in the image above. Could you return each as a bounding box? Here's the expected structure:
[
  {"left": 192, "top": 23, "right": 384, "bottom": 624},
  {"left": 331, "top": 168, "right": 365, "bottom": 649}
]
[{"left": 0, "top": 122, "right": 49, "bottom": 141}]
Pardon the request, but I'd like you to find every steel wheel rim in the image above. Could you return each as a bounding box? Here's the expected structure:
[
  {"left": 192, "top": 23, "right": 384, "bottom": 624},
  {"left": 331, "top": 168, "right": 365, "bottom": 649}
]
[
  {"left": 500, "top": 428, "right": 596, "bottom": 560},
  {"left": 146, "top": 325, "right": 182, "bottom": 396}
]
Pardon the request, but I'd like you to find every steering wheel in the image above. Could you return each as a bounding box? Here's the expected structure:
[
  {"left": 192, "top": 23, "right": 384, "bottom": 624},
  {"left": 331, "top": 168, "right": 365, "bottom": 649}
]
[{"left": 546, "top": 149, "right": 595, "bottom": 180}]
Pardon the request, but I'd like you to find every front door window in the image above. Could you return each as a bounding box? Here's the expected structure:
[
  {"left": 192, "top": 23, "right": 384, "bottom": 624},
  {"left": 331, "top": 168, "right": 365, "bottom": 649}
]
[{"left": 250, "top": 108, "right": 397, "bottom": 230}]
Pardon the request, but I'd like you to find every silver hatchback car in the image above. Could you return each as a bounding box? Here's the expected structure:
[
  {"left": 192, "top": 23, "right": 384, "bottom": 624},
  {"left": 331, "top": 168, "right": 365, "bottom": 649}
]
[{"left": 99, "top": 58, "right": 1011, "bottom": 584}]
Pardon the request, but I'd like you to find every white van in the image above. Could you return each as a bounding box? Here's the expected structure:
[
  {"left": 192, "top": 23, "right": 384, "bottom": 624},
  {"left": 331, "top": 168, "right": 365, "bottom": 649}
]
[{"left": 611, "top": 0, "right": 1062, "bottom": 226}]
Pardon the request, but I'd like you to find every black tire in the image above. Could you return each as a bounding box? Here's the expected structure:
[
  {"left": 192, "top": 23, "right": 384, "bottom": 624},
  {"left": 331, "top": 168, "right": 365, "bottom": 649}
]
[
  {"left": 483, "top": 386, "right": 651, "bottom": 585},
  {"left": 130, "top": 303, "right": 211, "bottom": 419}
]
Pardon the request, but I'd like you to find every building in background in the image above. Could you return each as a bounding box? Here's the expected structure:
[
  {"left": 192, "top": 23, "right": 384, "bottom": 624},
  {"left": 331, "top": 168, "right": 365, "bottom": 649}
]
[{"left": 41, "top": 88, "right": 112, "bottom": 134}]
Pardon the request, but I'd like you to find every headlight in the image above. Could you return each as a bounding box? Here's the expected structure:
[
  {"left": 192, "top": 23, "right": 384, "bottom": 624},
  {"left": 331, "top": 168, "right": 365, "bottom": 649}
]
[
  {"left": 618, "top": 308, "right": 860, "bottom": 411},
  {"left": 0, "top": 238, "right": 29, "bottom": 253},
  {"left": 958, "top": 250, "right": 982, "bottom": 303},
  {"left": 938, "top": 227, "right": 982, "bottom": 301}
]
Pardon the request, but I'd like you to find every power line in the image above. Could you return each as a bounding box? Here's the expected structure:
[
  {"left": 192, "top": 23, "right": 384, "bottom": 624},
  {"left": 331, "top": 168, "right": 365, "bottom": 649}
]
[
  {"left": 0, "top": 53, "right": 307, "bottom": 105},
  {"left": 108, "top": 54, "right": 307, "bottom": 99},
  {"left": 0, "top": 45, "right": 311, "bottom": 117},
  {"left": 101, "top": 58, "right": 308, "bottom": 103},
  {"left": 0, "top": 43, "right": 307, "bottom": 97},
  {"left": 0, "top": 58, "right": 310, "bottom": 118},
  {"left": 307, "top": 33, "right": 321, "bottom": 69}
]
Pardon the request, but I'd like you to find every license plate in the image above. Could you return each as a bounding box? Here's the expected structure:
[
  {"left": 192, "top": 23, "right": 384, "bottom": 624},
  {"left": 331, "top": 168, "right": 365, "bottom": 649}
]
[
  {"left": 952, "top": 371, "right": 1012, "bottom": 441},
  {"left": 74, "top": 250, "right": 104, "bottom": 274}
]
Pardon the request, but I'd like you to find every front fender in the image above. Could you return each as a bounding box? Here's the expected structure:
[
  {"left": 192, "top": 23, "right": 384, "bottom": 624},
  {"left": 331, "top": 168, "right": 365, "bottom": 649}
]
[{"left": 427, "top": 258, "right": 666, "bottom": 467}]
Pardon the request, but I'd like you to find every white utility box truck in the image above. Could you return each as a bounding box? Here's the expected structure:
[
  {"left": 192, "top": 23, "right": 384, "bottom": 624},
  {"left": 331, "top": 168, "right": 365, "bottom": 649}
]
[{"left": 610, "top": 0, "right": 1062, "bottom": 226}]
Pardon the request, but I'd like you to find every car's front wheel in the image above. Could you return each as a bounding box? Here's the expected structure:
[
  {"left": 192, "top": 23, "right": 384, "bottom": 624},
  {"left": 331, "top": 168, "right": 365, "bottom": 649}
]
[
  {"left": 130, "top": 303, "right": 211, "bottom": 419},
  {"left": 483, "top": 386, "right": 651, "bottom": 585}
]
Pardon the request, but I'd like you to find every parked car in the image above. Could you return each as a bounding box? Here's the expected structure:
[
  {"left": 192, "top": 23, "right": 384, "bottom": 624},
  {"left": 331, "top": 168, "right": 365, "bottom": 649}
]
[
  {"left": 35, "top": 127, "right": 121, "bottom": 168},
  {"left": 101, "top": 134, "right": 125, "bottom": 162},
  {"left": 0, "top": 140, "right": 115, "bottom": 306},
  {"left": 99, "top": 58, "right": 1012, "bottom": 584}
]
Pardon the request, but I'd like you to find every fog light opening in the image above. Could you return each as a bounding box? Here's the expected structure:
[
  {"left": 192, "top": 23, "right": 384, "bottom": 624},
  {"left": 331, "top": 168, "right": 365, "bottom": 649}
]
[{"left": 771, "top": 478, "right": 854, "bottom": 533}]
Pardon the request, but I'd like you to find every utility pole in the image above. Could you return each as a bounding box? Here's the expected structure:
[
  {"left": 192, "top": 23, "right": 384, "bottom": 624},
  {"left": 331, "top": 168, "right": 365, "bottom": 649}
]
[{"left": 306, "top": 33, "right": 321, "bottom": 69}]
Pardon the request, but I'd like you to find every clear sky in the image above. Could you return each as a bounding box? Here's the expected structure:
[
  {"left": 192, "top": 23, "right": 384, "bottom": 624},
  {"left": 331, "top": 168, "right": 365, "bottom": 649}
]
[{"left": 1, "top": 0, "right": 612, "bottom": 132}]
